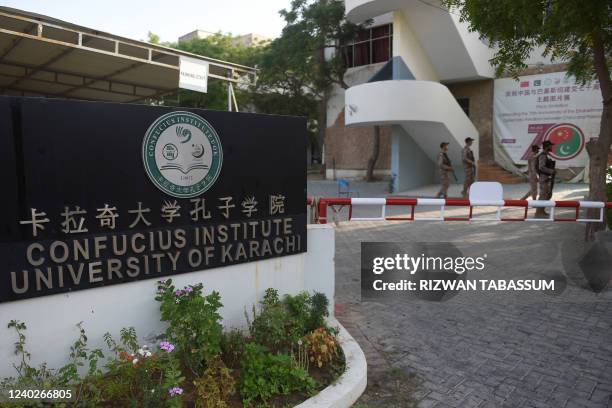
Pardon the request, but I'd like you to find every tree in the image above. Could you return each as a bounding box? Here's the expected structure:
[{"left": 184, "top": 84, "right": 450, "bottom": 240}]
[
  {"left": 366, "top": 126, "right": 381, "bottom": 182},
  {"left": 247, "top": 31, "right": 320, "bottom": 144},
  {"left": 172, "top": 33, "right": 265, "bottom": 110},
  {"left": 257, "top": 0, "right": 365, "bottom": 164},
  {"left": 147, "top": 32, "right": 160, "bottom": 44},
  {"left": 443, "top": 0, "right": 612, "bottom": 239},
  {"left": 149, "top": 4, "right": 369, "bottom": 169},
  {"left": 147, "top": 31, "right": 319, "bottom": 142},
  {"left": 143, "top": 32, "right": 266, "bottom": 111}
]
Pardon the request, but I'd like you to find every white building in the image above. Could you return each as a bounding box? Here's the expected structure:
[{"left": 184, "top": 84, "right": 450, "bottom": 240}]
[
  {"left": 326, "top": 0, "right": 600, "bottom": 191},
  {"left": 232, "top": 33, "right": 272, "bottom": 48},
  {"left": 178, "top": 29, "right": 218, "bottom": 43}
]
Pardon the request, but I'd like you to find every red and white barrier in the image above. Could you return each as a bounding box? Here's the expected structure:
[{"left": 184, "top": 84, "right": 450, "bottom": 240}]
[
  {"left": 308, "top": 196, "right": 611, "bottom": 224},
  {"left": 308, "top": 181, "right": 611, "bottom": 225}
]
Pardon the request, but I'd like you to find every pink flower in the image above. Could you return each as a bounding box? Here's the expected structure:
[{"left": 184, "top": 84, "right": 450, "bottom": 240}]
[
  {"left": 159, "top": 341, "right": 175, "bottom": 353},
  {"left": 169, "top": 387, "right": 183, "bottom": 397}
]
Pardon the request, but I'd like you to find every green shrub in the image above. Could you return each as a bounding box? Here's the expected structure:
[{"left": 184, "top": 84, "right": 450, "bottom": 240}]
[
  {"left": 246, "top": 289, "right": 288, "bottom": 351},
  {"left": 155, "top": 279, "right": 223, "bottom": 374},
  {"left": 247, "top": 289, "right": 329, "bottom": 352},
  {"left": 220, "top": 329, "right": 247, "bottom": 369},
  {"left": 239, "top": 343, "right": 316, "bottom": 406},
  {"left": 306, "top": 292, "right": 330, "bottom": 332}
]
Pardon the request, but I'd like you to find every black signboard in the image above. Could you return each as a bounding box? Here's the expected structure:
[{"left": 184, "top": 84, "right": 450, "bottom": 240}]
[{"left": 0, "top": 96, "right": 307, "bottom": 303}]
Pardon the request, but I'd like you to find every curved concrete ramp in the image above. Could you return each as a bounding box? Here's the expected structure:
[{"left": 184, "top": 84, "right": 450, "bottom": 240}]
[{"left": 345, "top": 80, "right": 478, "bottom": 179}]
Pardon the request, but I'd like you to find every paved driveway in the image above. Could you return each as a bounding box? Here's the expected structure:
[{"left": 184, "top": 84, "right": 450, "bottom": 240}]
[{"left": 307, "top": 181, "right": 612, "bottom": 408}]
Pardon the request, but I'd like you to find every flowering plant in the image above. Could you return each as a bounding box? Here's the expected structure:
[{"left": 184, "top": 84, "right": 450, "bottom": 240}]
[
  {"left": 160, "top": 341, "right": 175, "bottom": 353},
  {"left": 2, "top": 284, "right": 341, "bottom": 407},
  {"left": 155, "top": 279, "right": 223, "bottom": 374}
]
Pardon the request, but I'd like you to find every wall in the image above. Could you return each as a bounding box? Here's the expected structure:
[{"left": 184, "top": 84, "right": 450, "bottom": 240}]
[
  {"left": 325, "top": 109, "right": 392, "bottom": 180},
  {"left": 447, "top": 79, "right": 494, "bottom": 163},
  {"left": 448, "top": 13, "right": 495, "bottom": 80},
  {"left": 327, "top": 63, "right": 387, "bottom": 129},
  {"left": 391, "top": 125, "right": 435, "bottom": 191},
  {"left": 392, "top": 10, "right": 438, "bottom": 82},
  {"left": 0, "top": 225, "right": 335, "bottom": 379},
  {"left": 325, "top": 63, "right": 393, "bottom": 180}
]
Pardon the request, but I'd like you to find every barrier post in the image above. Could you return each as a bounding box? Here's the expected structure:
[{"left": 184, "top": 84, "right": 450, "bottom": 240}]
[{"left": 318, "top": 199, "right": 328, "bottom": 224}]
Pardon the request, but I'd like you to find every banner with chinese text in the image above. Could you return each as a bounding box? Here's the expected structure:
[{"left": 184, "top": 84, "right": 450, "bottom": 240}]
[{"left": 493, "top": 71, "right": 603, "bottom": 168}]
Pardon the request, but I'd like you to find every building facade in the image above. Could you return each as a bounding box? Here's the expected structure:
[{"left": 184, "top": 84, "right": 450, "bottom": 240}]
[
  {"left": 178, "top": 29, "right": 217, "bottom": 43},
  {"left": 232, "top": 33, "right": 272, "bottom": 48},
  {"left": 326, "top": 0, "right": 602, "bottom": 192}
]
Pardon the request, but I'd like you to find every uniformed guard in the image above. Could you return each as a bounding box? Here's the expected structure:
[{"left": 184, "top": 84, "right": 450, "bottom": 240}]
[
  {"left": 535, "top": 140, "right": 556, "bottom": 217},
  {"left": 520, "top": 145, "right": 540, "bottom": 200},
  {"left": 436, "top": 142, "right": 453, "bottom": 198},
  {"left": 461, "top": 137, "right": 476, "bottom": 198}
]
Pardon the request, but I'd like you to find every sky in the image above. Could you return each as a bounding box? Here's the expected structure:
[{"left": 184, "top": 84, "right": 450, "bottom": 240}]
[{"left": 1, "top": 0, "right": 292, "bottom": 42}]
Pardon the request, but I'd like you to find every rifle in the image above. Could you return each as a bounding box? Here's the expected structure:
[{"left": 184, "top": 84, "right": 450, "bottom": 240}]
[
  {"left": 450, "top": 168, "right": 459, "bottom": 182},
  {"left": 441, "top": 152, "right": 457, "bottom": 182}
]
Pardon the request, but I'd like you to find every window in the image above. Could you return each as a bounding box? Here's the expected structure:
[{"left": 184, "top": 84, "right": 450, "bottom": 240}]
[
  {"left": 456, "top": 98, "right": 469, "bottom": 117},
  {"left": 341, "top": 24, "right": 393, "bottom": 68}
]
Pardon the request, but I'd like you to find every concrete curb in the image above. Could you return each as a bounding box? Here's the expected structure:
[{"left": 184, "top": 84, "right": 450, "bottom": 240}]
[{"left": 295, "top": 317, "right": 367, "bottom": 408}]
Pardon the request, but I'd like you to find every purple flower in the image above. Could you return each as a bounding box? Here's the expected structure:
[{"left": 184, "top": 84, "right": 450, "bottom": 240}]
[
  {"left": 174, "top": 290, "right": 183, "bottom": 297},
  {"left": 168, "top": 387, "right": 183, "bottom": 397},
  {"left": 184, "top": 286, "right": 193, "bottom": 293},
  {"left": 159, "top": 341, "right": 175, "bottom": 353}
]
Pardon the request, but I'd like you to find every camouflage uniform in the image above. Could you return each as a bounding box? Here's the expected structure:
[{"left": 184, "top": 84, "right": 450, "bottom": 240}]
[
  {"left": 520, "top": 153, "right": 539, "bottom": 200},
  {"left": 537, "top": 152, "right": 555, "bottom": 201},
  {"left": 436, "top": 152, "right": 453, "bottom": 198},
  {"left": 461, "top": 145, "right": 475, "bottom": 198}
]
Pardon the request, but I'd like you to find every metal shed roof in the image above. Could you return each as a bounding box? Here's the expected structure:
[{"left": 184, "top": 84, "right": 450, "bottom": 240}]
[{"left": 0, "top": 7, "right": 257, "bottom": 103}]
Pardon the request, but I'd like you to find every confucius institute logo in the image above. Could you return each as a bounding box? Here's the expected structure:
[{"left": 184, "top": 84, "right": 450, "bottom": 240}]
[
  {"left": 543, "top": 123, "right": 585, "bottom": 160},
  {"left": 142, "top": 111, "right": 223, "bottom": 198}
]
